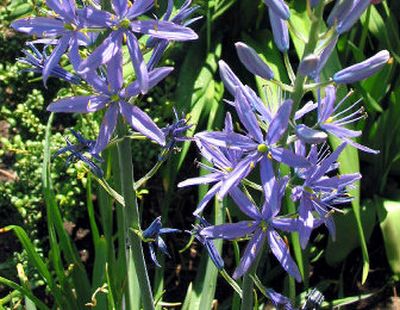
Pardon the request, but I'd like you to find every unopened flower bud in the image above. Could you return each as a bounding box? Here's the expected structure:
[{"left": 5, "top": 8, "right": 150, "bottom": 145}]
[
  {"left": 327, "top": 0, "right": 355, "bottom": 27},
  {"left": 263, "top": 0, "right": 290, "bottom": 20},
  {"left": 333, "top": 50, "right": 390, "bottom": 84},
  {"left": 235, "top": 42, "right": 274, "bottom": 80},
  {"left": 337, "top": 0, "right": 370, "bottom": 34},
  {"left": 269, "top": 8, "right": 290, "bottom": 52}
]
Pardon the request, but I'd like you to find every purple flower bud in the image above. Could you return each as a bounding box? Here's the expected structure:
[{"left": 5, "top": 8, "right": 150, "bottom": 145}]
[
  {"left": 327, "top": 0, "right": 355, "bottom": 27},
  {"left": 298, "top": 54, "right": 320, "bottom": 77},
  {"left": 333, "top": 50, "right": 390, "bottom": 84},
  {"left": 235, "top": 42, "right": 274, "bottom": 80},
  {"left": 269, "top": 8, "right": 290, "bottom": 52},
  {"left": 316, "top": 35, "right": 338, "bottom": 76},
  {"left": 295, "top": 124, "right": 328, "bottom": 144},
  {"left": 336, "top": 0, "right": 370, "bottom": 34},
  {"left": 263, "top": 0, "right": 290, "bottom": 20}
]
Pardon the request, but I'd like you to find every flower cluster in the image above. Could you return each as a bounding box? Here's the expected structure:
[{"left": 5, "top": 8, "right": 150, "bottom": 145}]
[
  {"left": 12, "top": 0, "right": 199, "bottom": 160},
  {"left": 179, "top": 0, "right": 390, "bottom": 304}
]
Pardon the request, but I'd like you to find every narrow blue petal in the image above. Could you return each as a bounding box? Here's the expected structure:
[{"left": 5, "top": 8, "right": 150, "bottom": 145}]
[
  {"left": 11, "top": 17, "right": 65, "bottom": 37},
  {"left": 126, "top": 31, "right": 149, "bottom": 94},
  {"left": 47, "top": 95, "right": 108, "bottom": 113},
  {"left": 78, "top": 31, "right": 123, "bottom": 73},
  {"left": 130, "top": 20, "right": 198, "bottom": 41},
  {"left": 229, "top": 187, "right": 261, "bottom": 220},
  {"left": 267, "top": 99, "right": 292, "bottom": 145},
  {"left": 123, "top": 67, "right": 173, "bottom": 97},
  {"left": 201, "top": 221, "right": 257, "bottom": 241},
  {"left": 119, "top": 101, "right": 166, "bottom": 146},
  {"left": 92, "top": 104, "right": 119, "bottom": 154},
  {"left": 267, "top": 229, "right": 301, "bottom": 282},
  {"left": 43, "top": 34, "right": 71, "bottom": 86},
  {"left": 233, "top": 229, "right": 266, "bottom": 279}
]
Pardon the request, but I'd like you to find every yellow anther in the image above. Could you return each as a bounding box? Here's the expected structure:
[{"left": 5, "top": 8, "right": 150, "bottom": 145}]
[{"left": 325, "top": 117, "right": 333, "bottom": 124}]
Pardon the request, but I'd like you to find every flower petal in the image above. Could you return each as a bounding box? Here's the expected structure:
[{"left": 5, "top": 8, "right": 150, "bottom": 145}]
[
  {"left": 92, "top": 104, "right": 119, "bottom": 154},
  {"left": 11, "top": 17, "right": 65, "bottom": 37},
  {"left": 218, "top": 60, "right": 242, "bottom": 96},
  {"left": 270, "top": 147, "right": 310, "bottom": 168},
  {"left": 195, "top": 131, "right": 256, "bottom": 151},
  {"left": 78, "top": 31, "right": 123, "bottom": 73},
  {"left": 119, "top": 101, "right": 165, "bottom": 146},
  {"left": 47, "top": 95, "right": 108, "bottom": 113},
  {"left": 107, "top": 42, "right": 123, "bottom": 92},
  {"left": 267, "top": 99, "right": 292, "bottom": 145},
  {"left": 318, "top": 85, "right": 336, "bottom": 123},
  {"left": 229, "top": 187, "right": 261, "bottom": 219},
  {"left": 267, "top": 229, "right": 301, "bottom": 282},
  {"left": 200, "top": 221, "right": 257, "bottom": 240},
  {"left": 126, "top": 32, "right": 149, "bottom": 94},
  {"left": 233, "top": 229, "right": 266, "bottom": 279},
  {"left": 235, "top": 42, "right": 274, "bottom": 80},
  {"left": 112, "top": 0, "right": 128, "bottom": 17},
  {"left": 130, "top": 20, "right": 198, "bottom": 41},
  {"left": 123, "top": 67, "right": 173, "bottom": 97},
  {"left": 46, "top": 0, "right": 76, "bottom": 22},
  {"left": 43, "top": 33, "right": 71, "bottom": 86}
]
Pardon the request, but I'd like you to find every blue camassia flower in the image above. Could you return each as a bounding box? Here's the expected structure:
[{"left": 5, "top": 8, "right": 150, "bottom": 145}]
[
  {"left": 77, "top": 0, "right": 198, "bottom": 94},
  {"left": 292, "top": 142, "right": 361, "bottom": 248},
  {"left": 200, "top": 176, "right": 301, "bottom": 281},
  {"left": 47, "top": 49, "right": 172, "bottom": 154},
  {"left": 295, "top": 85, "right": 378, "bottom": 153},
  {"left": 142, "top": 217, "right": 180, "bottom": 267},
  {"left": 178, "top": 113, "right": 245, "bottom": 215},
  {"left": 54, "top": 129, "right": 104, "bottom": 178},
  {"left": 11, "top": 0, "right": 99, "bottom": 85},
  {"left": 196, "top": 85, "right": 309, "bottom": 200},
  {"left": 18, "top": 43, "right": 81, "bottom": 84}
]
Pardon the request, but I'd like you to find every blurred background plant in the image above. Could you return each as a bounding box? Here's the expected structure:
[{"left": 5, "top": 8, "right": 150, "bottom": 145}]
[{"left": 0, "top": 0, "right": 400, "bottom": 308}]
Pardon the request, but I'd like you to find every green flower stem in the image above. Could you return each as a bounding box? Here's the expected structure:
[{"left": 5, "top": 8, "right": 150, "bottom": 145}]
[{"left": 116, "top": 118, "right": 155, "bottom": 310}]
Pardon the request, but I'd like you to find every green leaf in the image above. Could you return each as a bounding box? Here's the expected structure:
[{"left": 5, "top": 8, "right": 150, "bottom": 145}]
[
  {"left": 325, "top": 202, "right": 376, "bottom": 266},
  {"left": 376, "top": 197, "right": 400, "bottom": 280},
  {"left": 0, "top": 277, "right": 49, "bottom": 310}
]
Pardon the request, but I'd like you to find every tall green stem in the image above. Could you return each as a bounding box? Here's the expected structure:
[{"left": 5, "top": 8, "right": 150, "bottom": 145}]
[{"left": 116, "top": 119, "right": 155, "bottom": 310}]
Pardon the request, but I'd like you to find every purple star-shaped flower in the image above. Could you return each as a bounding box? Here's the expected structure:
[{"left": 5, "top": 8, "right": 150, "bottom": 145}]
[
  {"left": 196, "top": 85, "right": 309, "bottom": 199},
  {"left": 78, "top": 0, "right": 198, "bottom": 94},
  {"left": 178, "top": 113, "right": 244, "bottom": 215},
  {"left": 200, "top": 176, "right": 301, "bottom": 281},
  {"left": 142, "top": 217, "right": 180, "bottom": 267},
  {"left": 11, "top": 0, "right": 98, "bottom": 85},
  {"left": 47, "top": 48, "right": 172, "bottom": 154},
  {"left": 292, "top": 142, "right": 361, "bottom": 248},
  {"left": 295, "top": 86, "right": 379, "bottom": 153}
]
